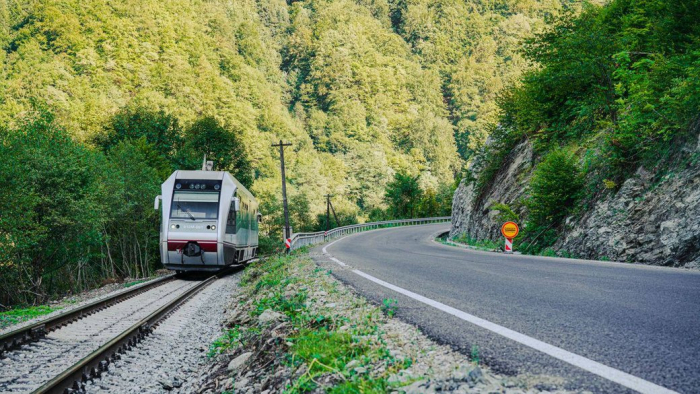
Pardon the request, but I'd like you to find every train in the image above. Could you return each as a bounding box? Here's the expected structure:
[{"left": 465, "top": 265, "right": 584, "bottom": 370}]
[{"left": 154, "top": 169, "right": 260, "bottom": 272}]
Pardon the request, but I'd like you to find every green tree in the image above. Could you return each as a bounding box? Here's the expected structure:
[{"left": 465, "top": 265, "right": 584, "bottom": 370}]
[
  {"left": 0, "top": 111, "right": 109, "bottom": 305},
  {"left": 98, "top": 108, "right": 182, "bottom": 180},
  {"left": 385, "top": 172, "right": 422, "bottom": 219},
  {"left": 180, "top": 116, "right": 253, "bottom": 187},
  {"left": 102, "top": 141, "right": 162, "bottom": 279}
]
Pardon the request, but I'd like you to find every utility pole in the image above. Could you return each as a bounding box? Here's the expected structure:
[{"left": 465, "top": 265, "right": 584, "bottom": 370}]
[
  {"left": 326, "top": 194, "right": 331, "bottom": 232},
  {"left": 325, "top": 194, "right": 341, "bottom": 230},
  {"left": 330, "top": 198, "right": 340, "bottom": 228},
  {"left": 272, "top": 140, "right": 293, "bottom": 242}
]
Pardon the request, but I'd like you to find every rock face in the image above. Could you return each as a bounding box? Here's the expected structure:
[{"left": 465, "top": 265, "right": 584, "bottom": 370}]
[
  {"left": 555, "top": 153, "right": 700, "bottom": 268},
  {"left": 450, "top": 140, "right": 534, "bottom": 241},
  {"left": 451, "top": 134, "right": 700, "bottom": 268}
]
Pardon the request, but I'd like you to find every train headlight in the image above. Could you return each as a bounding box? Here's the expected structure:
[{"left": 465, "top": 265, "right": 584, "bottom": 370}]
[
  {"left": 211, "top": 225, "right": 216, "bottom": 230},
  {"left": 175, "top": 183, "right": 182, "bottom": 189},
  {"left": 214, "top": 184, "right": 220, "bottom": 190},
  {"left": 170, "top": 224, "right": 176, "bottom": 229}
]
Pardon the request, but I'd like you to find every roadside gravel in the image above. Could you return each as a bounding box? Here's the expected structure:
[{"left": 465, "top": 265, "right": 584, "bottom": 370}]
[{"left": 192, "top": 253, "right": 578, "bottom": 394}]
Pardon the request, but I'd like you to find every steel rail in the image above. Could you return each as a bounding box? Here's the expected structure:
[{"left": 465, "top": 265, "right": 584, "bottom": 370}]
[
  {"left": 0, "top": 275, "right": 175, "bottom": 358},
  {"left": 289, "top": 216, "right": 452, "bottom": 250},
  {"left": 32, "top": 275, "right": 219, "bottom": 394}
]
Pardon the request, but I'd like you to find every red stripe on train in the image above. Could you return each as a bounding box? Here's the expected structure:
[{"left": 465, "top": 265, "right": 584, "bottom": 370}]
[{"left": 167, "top": 241, "right": 218, "bottom": 252}]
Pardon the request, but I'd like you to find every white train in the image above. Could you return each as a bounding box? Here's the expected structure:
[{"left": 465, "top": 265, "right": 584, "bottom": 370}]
[{"left": 154, "top": 170, "right": 260, "bottom": 272}]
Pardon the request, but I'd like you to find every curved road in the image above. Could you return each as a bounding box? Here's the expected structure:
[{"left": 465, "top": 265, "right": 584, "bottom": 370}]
[{"left": 311, "top": 224, "right": 700, "bottom": 394}]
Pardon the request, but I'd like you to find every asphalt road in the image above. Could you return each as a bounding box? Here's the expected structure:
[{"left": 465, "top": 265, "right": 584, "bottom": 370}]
[{"left": 312, "top": 224, "right": 700, "bottom": 394}]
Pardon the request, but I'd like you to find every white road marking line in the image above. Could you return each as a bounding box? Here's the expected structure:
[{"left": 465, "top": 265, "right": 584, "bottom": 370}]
[{"left": 324, "top": 243, "right": 678, "bottom": 394}]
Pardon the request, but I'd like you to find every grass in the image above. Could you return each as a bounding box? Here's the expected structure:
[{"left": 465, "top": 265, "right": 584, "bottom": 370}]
[
  {"left": 439, "top": 233, "right": 501, "bottom": 251},
  {"left": 225, "top": 252, "right": 416, "bottom": 393},
  {"left": 123, "top": 279, "right": 148, "bottom": 288},
  {"left": 0, "top": 305, "right": 61, "bottom": 330},
  {"left": 381, "top": 299, "right": 398, "bottom": 318},
  {"left": 442, "top": 232, "right": 584, "bottom": 261},
  {"left": 327, "top": 377, "right": 390, "bottom": 393},
  {"left": 207, "top": 326, "right": 242, "bottom": 358}
]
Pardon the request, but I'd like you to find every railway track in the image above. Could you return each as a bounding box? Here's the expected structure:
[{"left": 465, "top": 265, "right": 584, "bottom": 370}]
[{"left": 0, "top": 271, "right": 233, "bottom": 394}]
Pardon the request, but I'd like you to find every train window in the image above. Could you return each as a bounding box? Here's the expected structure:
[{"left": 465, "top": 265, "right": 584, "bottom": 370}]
[
  {"left": 226, "top": 203, "right": 236, "bottom": 234},
  {"left": 170, "top": 191, "right": 219, "bottom": 220}
]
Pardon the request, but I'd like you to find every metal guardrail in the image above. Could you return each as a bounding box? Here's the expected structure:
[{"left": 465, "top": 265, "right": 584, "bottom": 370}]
[{"left": 289, "top": 216, "right": 451, "bottom": 251}]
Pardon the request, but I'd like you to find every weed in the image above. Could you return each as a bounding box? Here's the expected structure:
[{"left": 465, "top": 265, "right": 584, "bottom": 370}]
[
  {"left": 123, "top": 279, "right": 148, "bottom": 288},
  {"left": 471, "top": 345, "right": 480, "bottom": 365},
  {"left": 381, "top": 299, "right": 398, "bottom": 318},
  {"left": 207, "top": 327, "right": 242, "bottom": 358},
  {"left": 327, "top": 376, "right": 390, "bottom": 393}
]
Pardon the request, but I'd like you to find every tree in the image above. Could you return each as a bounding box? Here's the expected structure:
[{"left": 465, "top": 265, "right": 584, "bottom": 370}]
[
  {"left": 98, "top": 108, "right": 182, "bottom": 180},
  {"left": 0, "top": 111, "right": 109, "bottom": 305},
  {"left": 526, "top": 149, "right": 584, "bottom": 231},
  {"left": 180, "top": 116, "right": 253, "bottom": 187},
  {"left": 385, "top": 172, "right": 422, "bottom": 219}
]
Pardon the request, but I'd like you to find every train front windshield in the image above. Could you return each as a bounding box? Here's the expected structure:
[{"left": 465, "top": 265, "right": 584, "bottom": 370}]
[{"left": 170, "top": 191, "right": 220, "bottom": 220}]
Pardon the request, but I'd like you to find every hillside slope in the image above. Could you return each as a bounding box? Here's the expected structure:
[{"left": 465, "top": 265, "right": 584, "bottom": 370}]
[{"left": 450, "top": 0, "right": 700, "bottom": 267}]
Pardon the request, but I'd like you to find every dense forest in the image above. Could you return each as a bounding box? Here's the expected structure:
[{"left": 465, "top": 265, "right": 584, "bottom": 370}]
[{"left": 0, "top": 0, "right": 592, "bottom": 306}]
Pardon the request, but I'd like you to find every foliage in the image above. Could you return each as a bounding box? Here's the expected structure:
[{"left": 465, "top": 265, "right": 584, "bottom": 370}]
[
  {"left": 0, "top": 0, "right": 462, "bottom": 234},
  {"left": 207, "top": 327, "right": 242, "bottom": 358},
  {"left": 383, "top": 172, "right": 454, "bottom": 220},
  {"left": 387, "top": 0, "right": 594, "bottom": 158},
  {"left": 498, "top": 0, "right": 700, "bottom": 178},
  {"left": 236, "top": 253, "right": 410, "bottom": 393},
  {"left": 522, "top": 149, "right": 583, "bottom": 252},
  {"left": 102, "top": 140, "right": 162, "bottom": 280},
  {"left": 179, "top": 116, "right": 253, "bottom": 188},
  {"left": 384, "top": 172, "right": 422, "bottom": 219},
  {"left": 469, "top": 0, "right": 700, "bottom": 252},
  {"left": 488, "top": 202, "right": 520, "bottom": 224},
  {"left": 381, "top": 299, "right": 398, "bottom": 318},
  {"left": 0, "top": 111, "right": 111, "bottom": 305},
  {"left": 0, "top": 109, "right": 167, "bottom": 305}
]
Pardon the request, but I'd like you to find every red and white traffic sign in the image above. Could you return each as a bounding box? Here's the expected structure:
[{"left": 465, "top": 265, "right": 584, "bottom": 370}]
[
  {"left": 501, "top": 222, "right": 519, "bottom": 254},
  {"left": 285, "top": 238, "right": 291, "bottom": 249}
]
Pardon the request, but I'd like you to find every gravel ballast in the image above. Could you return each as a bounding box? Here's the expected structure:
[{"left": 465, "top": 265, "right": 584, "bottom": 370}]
[{"left": 84, "top": 273, "right": 242, "bottom": 394}]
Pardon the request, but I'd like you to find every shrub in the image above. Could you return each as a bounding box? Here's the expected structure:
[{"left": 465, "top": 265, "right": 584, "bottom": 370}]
[{"left": 524, "top": 149, "right": 583, "bottom": 250}]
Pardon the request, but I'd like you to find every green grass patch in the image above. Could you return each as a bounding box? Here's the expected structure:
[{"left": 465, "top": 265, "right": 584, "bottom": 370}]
[
  {"left": 327, "top": 376, "right": 390, "bottom": 393},
  {"left": 286, "top": 329, "right": 371, "bottom": 392},
  {"left": 207, "top": 326, "right": 242, "bottom": 358},
  {"left": 440, "top": 234, "right": 501, "bottom": 251},
  {"left": 0, "top": 305, "right": 61, "bottom": 329},
  {"left": 123, "top": 279, "right": 148, "bottom": 288}
]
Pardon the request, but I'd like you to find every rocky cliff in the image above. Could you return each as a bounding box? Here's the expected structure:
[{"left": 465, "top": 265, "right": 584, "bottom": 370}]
[
  {"left": 450, "top": 140, "right": 534, "bottom": 241},
  {"left": 451, "top": 133, "right": 700, "bottom": 268}
]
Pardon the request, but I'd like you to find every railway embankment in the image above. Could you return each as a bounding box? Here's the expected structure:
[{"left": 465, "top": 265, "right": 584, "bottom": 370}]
[{"left": 194, "top": 251, "right": 572, "bottom": 394}]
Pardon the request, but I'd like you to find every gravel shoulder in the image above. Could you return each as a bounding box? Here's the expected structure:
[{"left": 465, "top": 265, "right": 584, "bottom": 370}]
[{"left": 190, "top": 252, "right": 576, "bottom": 394}]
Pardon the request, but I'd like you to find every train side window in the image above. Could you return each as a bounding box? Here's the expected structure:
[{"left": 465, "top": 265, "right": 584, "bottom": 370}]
[{"left": 226, "top": 203, "right": 236, "bottom": 234}]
